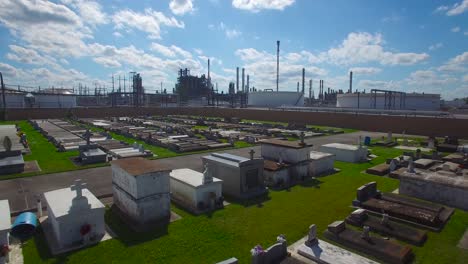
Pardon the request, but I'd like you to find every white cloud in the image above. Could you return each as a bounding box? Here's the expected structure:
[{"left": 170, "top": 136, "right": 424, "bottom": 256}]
[
  {"left": 0, "top": 62, "right": 18, "bottom": 77},
  {"left": 349, "top": 67, "right": 382, "bottom": 75},
  {"left": 169, "top": 0, "right": 194, "bottom": 15},
  {"left": 225, "top": 29, "right": 242, "bottom": 39},
  {"left": 113, "top": 8, "right": 184, "bottom": 39},
  {"left": 451, "top": 26, "right": 461, "bottom": 32},
  {"left": 62, "top": 0, "right": 108, "bottom": 26},
  {"left": 438, "top": 51, "right": 468, "bottom": 72},
  {"left": 447, "top": 0, "right": 468, "bottom": 16},
  {"left": 381, "top": 13, "right": 401, "bottom": 23},
  {"left": 6, "top": 45, "right": 58, "bottom": 67},
  {"left": 435, "top": 0, "right": 468, "bottom": 16},
  {"left": 113, "top": 31, "right": 122, "bottom": 38},
  {"left": 150, "top": 43, "right": 192, "bottom": 59},
  {"left": 93, "top": 57, "right": 121, "bottom": 68},
  {"left": 232, "top": 0, "right": 295, "bottom": 12},
  {"left": 324, "top": 32, "right": 429, "bottom": 66},
  {"left": 428, "top": 43, "right": 443, "bottom": 51}
]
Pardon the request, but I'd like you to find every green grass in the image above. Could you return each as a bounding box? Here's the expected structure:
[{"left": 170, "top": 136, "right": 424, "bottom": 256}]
[
  {"left": 192, "top": 125, "right": 209, "bottom": 130},
  {"left": 21, "top": 146, "right": 468, "bottom": 263},
  {"left": 0, "top": 121, "right": 107, "bottom": 180}
]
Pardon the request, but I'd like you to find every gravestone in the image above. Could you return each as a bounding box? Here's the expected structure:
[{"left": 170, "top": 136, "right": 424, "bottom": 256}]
[
  {"left": 251, "top": 235, "right": 288, "bottom": 264},
  {"left": 407, "top": 158, "right": 415, "bottom": 173},
  {"left": 361, "top": 225, "right": 370, "bottom": 241},
  {"left": 386, "top": 132, "right": 392, "bottom": 143},
  {"left": 306, "top": 224, "right": 318, "bottom": 246},
  {"left": 353, "top": 182, "right": 381, "bottom": 206},
  {"left": 389, "top": 159, "right": 398, "bottom": 172}
]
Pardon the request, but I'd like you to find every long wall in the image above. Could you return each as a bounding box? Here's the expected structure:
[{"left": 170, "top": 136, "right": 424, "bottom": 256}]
[{"left": 4, "top": 107, "right": 468, "bottom": 138}]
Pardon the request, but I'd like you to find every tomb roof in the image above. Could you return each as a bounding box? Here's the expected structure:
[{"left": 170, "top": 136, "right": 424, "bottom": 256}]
[
  {"left": 111, "top": 157, "right": 170, "bottom": 176},
  {"left": 44, "top": 187, "right": 104, "bottom": 218},
  {"left": 263, "top": 160, "right": 290, "bottom": 171},
  {"left": 321, "top": 143, "right": 363, "bottom": 150},
  {"left": 170, "top": 168, "right": 222, "bottom": 188},
  {"left": 310, "top": 151, "right": 335, "bottom": 160},
  {"left": 260, "top": 138, "right": 311, "bottom": 149},
  {"left": 400, "top": 170, "right": 468, "bottom": 190}
]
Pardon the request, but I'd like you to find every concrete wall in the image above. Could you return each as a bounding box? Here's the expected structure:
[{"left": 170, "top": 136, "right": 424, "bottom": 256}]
[
  {"left": 399, "top": 177, "right": 468, "bottom": 211},
  {"left": 337, "top": 93, "right": 441, "bottom": 110},
  {"left": 4, "top": 106, "right": 468, "bottom": 138},
  {"left": 55, "top": 208, "right": 105, "bottom": 248},
  {"left": 309, "top": 156, "right": 334, "bottom": 176},
  {"left": 201, "top": 159, "right": 240, "bottom": 198},
  {"left": 261, "top": 144, "right": 311, "bottom": 164}
]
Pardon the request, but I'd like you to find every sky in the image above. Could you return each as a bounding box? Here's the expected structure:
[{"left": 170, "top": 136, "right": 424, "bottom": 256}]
[{"left": 0, "top": 0, "right": 467, "bottom": 100}]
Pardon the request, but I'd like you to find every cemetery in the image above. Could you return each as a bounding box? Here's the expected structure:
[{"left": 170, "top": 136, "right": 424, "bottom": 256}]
[
  {"left": 0, "top": 125, "right": 26, "bottom": 175},
  {"left": 0, "top": 116, "right": 466, "bottom": 264}
]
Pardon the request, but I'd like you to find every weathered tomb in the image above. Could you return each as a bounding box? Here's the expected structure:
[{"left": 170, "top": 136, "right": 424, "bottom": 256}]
[{"left": 319, "top": 143, "right": 367, "bottom": 163}]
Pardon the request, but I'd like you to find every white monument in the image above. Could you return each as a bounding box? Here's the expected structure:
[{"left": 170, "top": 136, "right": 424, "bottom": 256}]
[
  {"left": 0, "top": 200, "right": 11, "bottom": 264},
  {"left": 170, "top": 166, "right": 223, "bottom": 212},
  {"left": 43, "top": 180, "right": 105, "bottom": 251},
  {"left": 319, "top": 143, "right": 367, "bottom": 163},
  {"left": 111, "top": 157, "right": 172, "bottom": 227}
]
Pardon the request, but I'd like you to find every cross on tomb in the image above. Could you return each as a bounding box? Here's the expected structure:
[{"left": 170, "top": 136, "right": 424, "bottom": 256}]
[
  {"left": 249, "top": 149, "right": 255, "bottom": 160},
  {"left": 84, "top": 129, "right": 92, "bottom": 146},
  {"left": 71, "top": 179, "right": 87, "bottom": 199}
]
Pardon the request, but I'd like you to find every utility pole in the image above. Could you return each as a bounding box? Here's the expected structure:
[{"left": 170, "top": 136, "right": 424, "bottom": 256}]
[
  {"left": 160, "top": 82, "right": 163, "bottom": 94},
  {"left": 0, "top": 72, "right": 6, "bottom": 118},
  {"left": 118, "top": 76, "right": 121, "bottom": 93},
  {"left": 112, "top": 74, "right": 115, "bottom": 93},
  {"left": 123, "top": 75, "right": 126, "bottom": 93},
  {"left": 276, "top": 40, "right": 280, "bottom": 92}
]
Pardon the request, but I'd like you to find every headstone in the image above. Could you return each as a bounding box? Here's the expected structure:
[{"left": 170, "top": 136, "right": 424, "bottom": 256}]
[
  {"left": 407, "top": 158, "right": 415, "bottom": 173},
  {"left": 328, "top": 221, "right": 346, "bottom": 235},
  {"left": 361, "top": 225, "right": 370, "bottom": 241},
  {"left": 428, "top": 138, "right": 435, "bottom": 149},
  {"left": 306, "top": 224, "right": 318, "bottom": 246},
  {"left": 249, "top": 149, "right": 255, "bottom": 160},
  {"left": 300, "top": 131, "right": 305, "bottom": 145},
  {"left": 84, "top": 129, "right": 92, "bottom": 146},
  {"left": 202, "top": 163, "right": 213, "bottom": 184},
  {"left": 389, "top": 159, "right": 398, "bottom": 172},
  {"left": 381, "top": 213, "right": 389, "bottom": 226},
  {"left": 387, "top": 132, "right": 392, "bottom": 143},
  {"left": 2, "top": 136, "right": 11, "bottom": 152}
]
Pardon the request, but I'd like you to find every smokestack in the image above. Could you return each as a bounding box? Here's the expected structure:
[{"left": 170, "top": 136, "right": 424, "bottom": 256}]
[
  {"left": 302, "top": 68, "right": 305, "bottom": 94},
  {"left": 247, "top": 74, "right": 250, "bottom": 92},
  {"left": 297, "top": 82, "right": 299, "bottom": 92},
  {"left": 208, "top": 59, "right": 210, "bottom": 80},
  {"left": 349, "top": 71, "right": 353, "bottom": 93},
  {"left": 276, "top": 40, "right": 280, "bottom": 92},
  {"left": 309, "top": 79, "right": 312, "bottom": 99},
  {"left": 242, "top": 68, "right": 245, "bottom": 93},
  {"left": 236, "top": 67, "right": 239, "bottom": 92}
]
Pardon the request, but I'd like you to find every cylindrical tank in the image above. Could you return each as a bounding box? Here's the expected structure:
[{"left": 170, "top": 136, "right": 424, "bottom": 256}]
[{"left": 11, "top": 212, "right": 38, "bottom": 240}]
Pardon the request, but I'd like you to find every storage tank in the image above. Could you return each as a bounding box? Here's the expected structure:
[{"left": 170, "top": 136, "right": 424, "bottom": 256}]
[
  {"left": 336, "top": 92, "right": 441, "bottom": 111},
  {"left": 248, "top": 91, "right": 304, "bottom": 108}
]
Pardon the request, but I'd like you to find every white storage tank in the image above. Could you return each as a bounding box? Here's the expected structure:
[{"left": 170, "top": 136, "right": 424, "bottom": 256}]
[
  {"left": 336, "top": 92, "right": 441, "bottom": 111},
  {"left": 248, "top": 91, "right": 304, "bottom": 108}
]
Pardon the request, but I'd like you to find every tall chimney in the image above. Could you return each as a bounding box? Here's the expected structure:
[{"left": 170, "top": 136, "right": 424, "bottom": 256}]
[
  {"left": 302, "top": 68, "right": 305, "bottom": 94},
  {"left": 236, "top": 67, "right": 239, "bottom": 92},
  {"left": 309, "top": 79, "right": 312, "bottom": 99},
  {"left": 247, "top": 75, "right": 250, "bottom": 92},
  {"left": 349, "top": 71, "right": 353, "bottom": 93},
  {"left": 208, "top": 59, "right": 210, "bottom": 80},
  {"left": 242, "top": 68, "right": 245, "bottom": 93},
  {"left": 297, "top": 82, "right": 299, "bottom": 92},
  {"left": 276, "top": 40, "right": 280, "bottom": 92}
]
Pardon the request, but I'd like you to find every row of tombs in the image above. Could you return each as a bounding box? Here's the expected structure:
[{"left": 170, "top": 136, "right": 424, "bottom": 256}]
[{"left": 0, "top": 138, "right": 371, "bottom": 260}]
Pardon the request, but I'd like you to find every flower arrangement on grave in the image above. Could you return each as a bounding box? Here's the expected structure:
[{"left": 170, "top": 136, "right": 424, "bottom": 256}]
[
  {"left": 0, "top": 244, "right": 10, "bottom": 257},
  {"left": 80, "top": 223, "right": 92, "bottom": 236},
  {"left": 250, "top": 245, "right": 264, "bottom": 256}
]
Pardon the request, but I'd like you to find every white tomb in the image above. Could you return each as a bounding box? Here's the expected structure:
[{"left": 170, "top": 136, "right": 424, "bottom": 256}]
[
  {"left": 0, "top": 200, "right": 11, "bottom": 264},
  {"left": 111, "top": 157, "right": 171, "bottom": 226},
  {"left": 309, "top": 151, "right": 335, "bottom": 176},
  {"left": 170, "top": 167, "right": 223, "bottom": 212},
  {"left": 261, "top": 139, "right": 312, "bottom": 181},
  {"left": 319, "top": 143, "right": 367, "bottom": 163},
  {"left": 43, "top": 180, "right": 105, "bottom": 250}
]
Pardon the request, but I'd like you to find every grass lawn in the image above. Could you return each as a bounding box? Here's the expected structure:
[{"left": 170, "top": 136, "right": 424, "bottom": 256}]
[
  {"left": 21, "top": 146, "right": 468, "bottom": 263},
  {"left": 0, "top": 121, "right": 107, "bottom": 180}
]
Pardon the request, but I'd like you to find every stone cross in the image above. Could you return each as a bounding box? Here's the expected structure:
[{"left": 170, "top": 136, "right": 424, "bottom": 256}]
[
  {"left": 381, "top": 213, "right": 389, "bottom": 226},
  {"left": 71, "top": 179, "right": 86, "bottom": 199},
  {"left": 84, "top": 129, "right": 92, "bottom": 146},
  {"left": 407, "top": 157, "right": 415, "bottom": 173},
  {"left": 389, "top": 159, "right": 398, "bottom": 172},
  {"left": 361, "top": 225, "right": 370, "bottom": 241},
  {"left": 249, "top": 149, "right": 255, "bottom": 160},
  {"left": 307, "top": 224, "right": 318, "bottom": 246}
]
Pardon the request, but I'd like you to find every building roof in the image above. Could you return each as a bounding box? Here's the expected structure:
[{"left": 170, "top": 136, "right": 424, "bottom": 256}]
[
  {"left": 400, "top": 170, "right": 468, "bottom": 190},
  {"left": 111, "top": 157, "right": 171, "bottom": 176},
  {"left": 260, "top": 138, "right": 311, "bottom": 149},
  {"left": 309, "top": 151, "right": 335, "bottom": 160},
  {"left": 203, "top": 152, "right": 260, "bottom": 168},
  {"left": 321, "top": 143, "right": 364, "bottom": 151},
  {"left": 170, "top": 168, "right": 222, "bottom": 188},
  {"left": 43, "top": 187, "right": 104, "bottom": 218},
  {"left": 0, "top": 200, "right": 11, "bottom": 231}
]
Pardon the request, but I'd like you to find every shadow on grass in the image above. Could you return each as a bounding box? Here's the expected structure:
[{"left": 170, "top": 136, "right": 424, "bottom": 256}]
[
  {"left": 30, "top": 226, "right": 68, "bottom": 263},
  {"left": 222, "top": 192, "right": 272, "bottom": 208},
  {"left": 105, "top": 206, "right": 169, "bottom": 247},
  {"left": 298, "top": 178, "right": 323, "bottom": 188}
]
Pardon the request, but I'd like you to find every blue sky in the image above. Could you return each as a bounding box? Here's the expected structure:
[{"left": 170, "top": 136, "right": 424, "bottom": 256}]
[{"left": 0, "top": 0, "right": 467, "bottom": 99}]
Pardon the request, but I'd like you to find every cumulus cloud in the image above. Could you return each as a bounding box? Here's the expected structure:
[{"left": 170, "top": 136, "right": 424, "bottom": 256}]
[
  {"left": 169, "top": 0, "right": 194, "bottom": 15},
  {"left": 438, "top": 51, "right": 468, "bottom": 72},
  {"left": 150, "top": 43, "right": 192, "bottom": 59},
  {"left": 210, "top": 22, "right": 242, "bottom": 39},
  {"left": 348, "top": 67, "right": 382, "bottom": 75},
  {"left": 232, "top": 0, "right": 295, "bottom": 12},
  {"left": 62, "top": 0, "right": 108, "bottom": 26},
  {"left": 436, "top": 0, "right": 468, "bottom": 16},
  {"left": 113, "top": 8, "right": 184, "bottom": 39},
  {"left": 324, "top": 32, "right": 429, "bottom": 66},
  {"left": 428, "top": 43, "right": 443, "bottom": 51}
]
